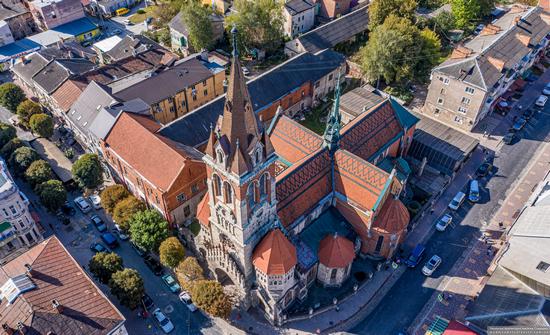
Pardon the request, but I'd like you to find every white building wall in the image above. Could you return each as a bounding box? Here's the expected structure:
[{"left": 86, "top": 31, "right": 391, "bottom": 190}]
[{"left": 0, "top": 21, "right": 14, "bottom": 47}]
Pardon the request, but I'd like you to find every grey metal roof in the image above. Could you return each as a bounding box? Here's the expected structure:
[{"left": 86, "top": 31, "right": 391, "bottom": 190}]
[
  {"left": 284, "top": 0, "right": 314, "bottom": 15},
  {"left": 168, "top": 11, "right": 188, "bottom": 36},
  {"left": 339, "top": 86, "right": 385, "bottom": 118},
  {"left": 286, "top": 6, "right": 369, "bottom": 54},
  {"left": 11, "top": 53, "right": 49, "bottom": 85},
  {"left": 89, "top": 99, "right": 150, "bottom": 141},
  {"left": 0, "top": 0, "right": 28, "bottom": 21},
  {"left": 113, "top": 57, "right": 214, "bottom": 105},
  {"left": 158, "top": 49, "right": 345, "bottom": 147},
  {"left": 67, "top": 81, "right": 117, "bottom": 138},
  {"left": 466, "top": 266, "right": 550, "bottom": 332},
  {"left": 32, "top": 58, "right": 95, "bottom": 94},
  {"left": 435, "top": 6, "right": 550, "bottom": 91},
  {"left": 104, "top": 35, "right": 160, "bottom": 62}
]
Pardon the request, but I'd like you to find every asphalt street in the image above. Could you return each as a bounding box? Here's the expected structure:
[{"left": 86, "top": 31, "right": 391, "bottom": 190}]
[{"left": 350, "top": 96, "right": 550, "bottom": 334}]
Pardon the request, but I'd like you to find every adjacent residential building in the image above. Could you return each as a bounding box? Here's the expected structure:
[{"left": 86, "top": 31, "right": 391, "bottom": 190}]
[
  {"left": 0, "top": 236, "right": 128, "bottom": 334},
  {"left": 0, "top": 0, "right": 37, "bottom": 40},
  {"left": 318, "top": 0, "right": 351, "bottom": 18},
  {"left": 28, "top": 0, "right": 85, "bottom": 30},
  {"left": 113, "top": 53, "right": 225, "bottom": 124},
  {"left": 285, "top": 5, "right": 368, "bottom": 56},
  {"left": 193, "top": 31, "right": 418, "bottom": 325},
  {"left": 422, "top": 4, "right": 550, "bottom": 132},
  {"left": 99, "top": 35, "right": 163, "bottom": 64},
  {"left": 102, "top": 112, "right": 207, "bottom": 225},
  {"left": 283, "top": 0, "right": 315, "bottom": 38},
  {"left": 26, "top": 17, "right": 100, "bottom": 47},
  {"left": 0, "top": 20, "right": 14, "bottom": 46},
  {"left": 168, "top": 11, "right": 224, "bottom": 56},
  {"left": 0, "top": 158, "right": 42, "bottom": 263},
  {"left": 92, "top": 0, "right": 137, "bottom": 16}
]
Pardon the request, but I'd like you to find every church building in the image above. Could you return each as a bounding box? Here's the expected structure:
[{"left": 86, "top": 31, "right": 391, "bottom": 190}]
[{"left": 196, "top": 28, "right": 419, "bottom": 325}]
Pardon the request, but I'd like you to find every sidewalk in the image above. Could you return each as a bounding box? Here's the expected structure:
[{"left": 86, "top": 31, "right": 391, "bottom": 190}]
[{"left": 409, "top": 140, "right": 550, "bottom": 334}]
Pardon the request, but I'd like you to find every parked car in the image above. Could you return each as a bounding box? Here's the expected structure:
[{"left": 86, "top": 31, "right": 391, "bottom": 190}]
[
  {"left": 60, "top": 202, "right": 76, "bottom": 216},
  {"left": 448, "top": 191, "right": 466, "bottom": 211},
  {"left": 422, "top": 255, "right": 442, "bottom": 276},
  {"left": 242, "top": 67, "right": 251, "bottom": 76},
  {"left": 91, "top": 215, "right": 107, "bottom": 232},
  {"left": 510, "top": 117, "right": 527, "bottom": 132},
  {"left": 144, "top": 255, "right": 163, "bottom": 276},
  {"left": 113, "top": 29, "right": 122, "bottom": 35},
  {"left": 88, "top": 194, "right": 102, "bottom": 209},
  {"left": 522, "top": 108, "right": 535, "bottom": 120},
  {"left": 406, "top": 244, "right": 426, "bottom": 267},
  {"left": 473, "top": 24, "right": 485, "bottom": 35},
  {"left": 543, "top": 83, "right": 550, "bottom": 95},
  {"left": 114, "top": 224, "right": 129, "bottom": 240},
  {"left": 469, "top": 180, "right": 480, "bottom": 203},
  {"left": 74, "top": 197, "right": 92, "bottom": 213},
  {"left": 503, "top": 132, "right": 517, "bottom": 145},
  {"left": 101, "top": 232, "right": 119, "bottom": 248},
  {"left": 535, "top": 95, "right": 548, "bottom": 107},
  {"left": 90, "top": 242, "right": 110, "bottom": 253},
  {"left": 56, "top": 212, "right": 70, "bottom": 225},
  {"left": 162, "top": 274, "right": 181, "bottom": 293},
  {"left": 153, "top": 308, "right": 174, "bottom": 334},
  {"left": 178, "top": 291, "right": 197, "bottom": 312},
  {"left": 142, "top": 293, "right": 155, "bottom": 311},
  {"left": 435, "top": 214, "right": 453, "bottom": 232},
  {"left": 131, "top": 241, "right": 147, "bottom": 257},
  {"left": 476, "top": 162, "right": 493, "bottom": 177}
]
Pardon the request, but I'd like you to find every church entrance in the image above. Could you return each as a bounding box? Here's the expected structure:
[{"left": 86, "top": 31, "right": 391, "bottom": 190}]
[{"left": 215, "top": 268, "right": 235, "bottom": 286}]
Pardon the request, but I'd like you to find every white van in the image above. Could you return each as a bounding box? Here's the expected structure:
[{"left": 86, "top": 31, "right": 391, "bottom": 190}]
[
  {"left": 469, "top": 180, "right": 480, "bottom": 203},
  {"left": 448, "top": 191, "right": 466, "bottom": 210}
]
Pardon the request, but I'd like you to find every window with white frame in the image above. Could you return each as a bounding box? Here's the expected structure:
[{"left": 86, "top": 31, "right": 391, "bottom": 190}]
[
  {"left": 461, "top": 97, "right": 471, "bottom": 105},
  {"left": 465, "top": 87, "right": 475, "bottom": 94},
  {"left": 458, "top": 106, "right": 468, "bottom": 114},
  {"left": 437, "top": 97, "right": 444, "bottom": 105},
  {"left": 454, "top": 116, "right": 463, "bottom": 124}
]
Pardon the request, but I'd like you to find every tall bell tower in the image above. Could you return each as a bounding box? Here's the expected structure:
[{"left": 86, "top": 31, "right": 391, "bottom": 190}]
[{"left": 202, "top": 27, "right": 279, "bottom": 281}]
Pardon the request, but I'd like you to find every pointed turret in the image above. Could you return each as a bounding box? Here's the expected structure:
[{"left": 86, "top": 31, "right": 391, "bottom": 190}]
[{"left": 323, "top": 73, "right": 342, "bottom": 152}]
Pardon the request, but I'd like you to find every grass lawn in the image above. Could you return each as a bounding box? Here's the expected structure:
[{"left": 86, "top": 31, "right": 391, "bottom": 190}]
[
  {"left": 300, "top": 102, "right": 331, "bottom": 135},
  {"left": 188, "top": 220, "right": 201, "bottom": 236},
  {"left": 129, "top": 5, "right": 158, "bottom": 24}
]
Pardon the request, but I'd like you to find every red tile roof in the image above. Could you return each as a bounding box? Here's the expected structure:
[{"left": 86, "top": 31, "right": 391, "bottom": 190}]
[
  {"left": 269, "top": 115, "right": 323, "bottom": 164},
  {"left": 318, "top": 234, "right": 355, "bottom": 268},
  {"left": 51, "top": 79, "right": 85, "bottom": 113},
  {"left": 373, "top": 196, "right": 409, "bottom": 234},
  {"left": 340, "top": 100, "right": 403, "bottom": 162},
  {"left": 334, "top": 150, "right": 390, "bottom": 211},
  {"left": 0, "top": 236, "right": 125, "bottom": 335},
  {"left": 105, "top": 112, "right": 195, "bottom": 191},
  {"left": 196, "top": 193, "right": 210, "bottom": 227},
  {"left": 252, "top": 229, "right": 297, "bottom": 275}
]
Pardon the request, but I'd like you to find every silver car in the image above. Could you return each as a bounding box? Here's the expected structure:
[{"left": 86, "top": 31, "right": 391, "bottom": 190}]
[{"left": 153, "top": 308, "right": 174, "bottom": 333}]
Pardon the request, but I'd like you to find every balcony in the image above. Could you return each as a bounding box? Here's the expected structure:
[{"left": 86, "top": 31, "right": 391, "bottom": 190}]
[{"left": 0, "top": 222, "right": 16, "bottom": 248}]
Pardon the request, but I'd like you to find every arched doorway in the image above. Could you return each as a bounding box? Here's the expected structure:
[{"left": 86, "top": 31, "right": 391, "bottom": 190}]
[{"left": 215, "top": 268, "right": 235, "bottom": 286}]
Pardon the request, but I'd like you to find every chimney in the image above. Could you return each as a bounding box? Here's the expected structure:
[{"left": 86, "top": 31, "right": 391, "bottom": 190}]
[
  {"left": 51, "top": 299, "right": 63, "bottom": 314},
  {"left": 514, "top": 16, "right": 521, "bottom": 25},
  {"left": 2, "top": 323, "right": 14, "bottom": 335},
  {"left": 24, "top": 263, "right": 33, "bottom": 277},
  {"left": 200, "top": 49, "right": 209, "bottom": 62}
]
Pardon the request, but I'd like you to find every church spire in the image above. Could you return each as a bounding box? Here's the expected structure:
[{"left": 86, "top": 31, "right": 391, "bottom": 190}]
[{"left": 323, "top": 73, "right": 342, "bottom": 152}]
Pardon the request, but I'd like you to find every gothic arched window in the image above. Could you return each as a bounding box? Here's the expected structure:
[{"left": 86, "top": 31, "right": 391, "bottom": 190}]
[
  {"left": 213, "top": 174, "right": 222, "bottom": 197},
  {"left": 247, "top": 183, "right": 256, "bottom": 209},
  {"left": 223, "top": 182, "right": 233, "bottom": 204},
  {"left": 259, "top": 173, "right": 268, "bottom": 198}
]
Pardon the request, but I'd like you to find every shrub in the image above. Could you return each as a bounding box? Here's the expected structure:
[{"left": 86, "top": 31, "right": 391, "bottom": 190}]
[{"left": 0, "top": 83, "right": 25, "bottom": 112}]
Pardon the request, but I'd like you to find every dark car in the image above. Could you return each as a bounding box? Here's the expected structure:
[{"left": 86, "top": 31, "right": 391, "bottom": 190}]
[
  {"left": 90, "top": 242, "right": 110, "bottom": 253},
  {"left": 503, "top": 133, "right": 517, "bottom": 145},
  {"left": 476, "top": 162, "right": 493, "bottom": 177},
  {"left": 61, "top": 203, "right": 76, "bottom": 216},
  {"left": 522, "top": 108, "right": 535, "bottom": 120},
  {"left": 101, "top": 232, "right": 119, "bottom": 248},
  {"left": 56, "top": 212, "right": 70, "bottom": 225},
  {"left": 131, "top": 241, "right": 147, "bottom": 257},
  {"left": 142, "top": 293, "right": 155, "bottom": 311},
  {"left": 406, "top": 244, "right": 426, "bottom": 267},
  {"left": 144, "top": 255, "right": 163, "bottom": 276},
  {"left": 90, "top": 215, "right": 107, "bottom": 232}
]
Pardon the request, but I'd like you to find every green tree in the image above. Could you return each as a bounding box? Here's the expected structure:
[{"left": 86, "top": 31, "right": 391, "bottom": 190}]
[
  {"left": 0, "top": 137, "right": 23, "bottom": 158},
  {"left": 451, "top": 0, "right": 480, "bottom": 30},
  {"left": 129, "top": 210, "right": 169, "bottom": 253},
  {"left": 225, "top": 0, "right": 284, "bottom": 53},
  {"left": 176, "top": 256, "right": 204, "bottom": 290},
  {"left": 25, "top": 160, "right": 54, "bottom": 187},
  {"left": 0, "top": 83, "right": 25, "bottom": 112},
  {"left": 159, "top": 237, "right": 185, "bottom": 268},
  {"left": 368, "top": 0, "right": 418, "bottom": 30},
  {"left": 72, "top": 153, "right": 103, "bottom": 189},
  {"left": 0, "top": 122, "right": 16, "bottom": 149},
  {"left": 189, "top": 280, "right": 232, "bottom": 319},
  {"left": 416, "top": 28, "right": 442, "bottom": 80},
  {"left": 478, "top": 0, "right": 495, "bottom": 18},
  {"left": 29, "top": 113, "right": 53, "bottom": 138},
  {"left": 16, "top": 100, "right": 42, "bottom": 128},
  {"left": 113, "top": 196, "right": 145, "bottom": 232},
  {"left": 9, "top": 146, "right": 39, "bottom": 174},
  {"left": 36, "top": 180, "right": 66, "bottom": 211},
  {"left": 517, "top": 0, "right": 537, "bottom": 5},
  {"left": 181, "top": 1, "right": 214, "bottom": 51},
  {"left": 109, "top": 268, "right": 145, "bottom": 310},
  {"left": 89, "top": 252, "right": 124, "bottom": 284},
  {"left": 100, "top": 184, "right": 130, "bottom": 214},
  {"left": 360, "top": 15, "right": 420, "bottom": 84},
  {"left": 432, "top": 10, "right": 455, "bottom": 37}
]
